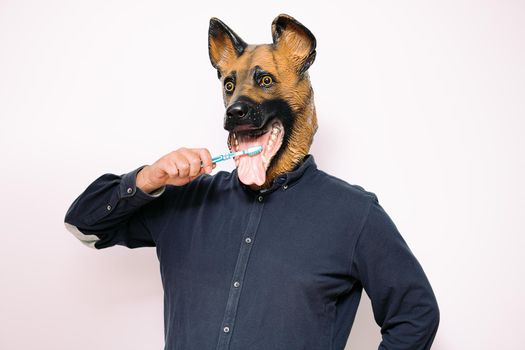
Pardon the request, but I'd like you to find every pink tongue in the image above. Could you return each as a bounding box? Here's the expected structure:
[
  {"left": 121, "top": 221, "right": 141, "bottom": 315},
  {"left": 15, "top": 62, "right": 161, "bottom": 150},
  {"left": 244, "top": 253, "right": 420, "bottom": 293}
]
[{"left": 236, "top": 137, "right": 266, "bottom": 186}]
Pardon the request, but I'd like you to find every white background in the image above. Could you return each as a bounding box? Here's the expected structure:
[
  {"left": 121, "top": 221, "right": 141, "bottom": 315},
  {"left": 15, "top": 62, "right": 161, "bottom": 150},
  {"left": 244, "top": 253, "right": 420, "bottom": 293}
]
[{"left": 1, "top": 1, "right": 524, "bottom": 349}]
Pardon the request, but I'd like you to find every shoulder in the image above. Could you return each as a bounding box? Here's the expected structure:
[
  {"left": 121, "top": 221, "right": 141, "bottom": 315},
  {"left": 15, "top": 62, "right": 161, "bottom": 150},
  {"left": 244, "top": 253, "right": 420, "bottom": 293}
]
[
  {"left": 311, "top": 168, "right": 378, "bottom": 205},
  {"left": 302, "top": 168, "right": 381, "bottom": 228}
]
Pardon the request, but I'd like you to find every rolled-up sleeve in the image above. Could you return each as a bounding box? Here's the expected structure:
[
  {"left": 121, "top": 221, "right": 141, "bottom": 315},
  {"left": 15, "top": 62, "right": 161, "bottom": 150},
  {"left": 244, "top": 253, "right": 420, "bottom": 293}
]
[
  {"left": 64, "top": 165, "right": 166, "bottom": 249},
  {"left": 351, "top": 195, "right": 440, "bottom": 349}
]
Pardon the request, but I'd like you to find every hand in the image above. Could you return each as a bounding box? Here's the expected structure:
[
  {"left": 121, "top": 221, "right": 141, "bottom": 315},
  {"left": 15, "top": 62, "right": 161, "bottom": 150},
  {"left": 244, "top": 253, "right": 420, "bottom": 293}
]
[{"left": 136, "top": 147, "right": 216, "bottom": 193}]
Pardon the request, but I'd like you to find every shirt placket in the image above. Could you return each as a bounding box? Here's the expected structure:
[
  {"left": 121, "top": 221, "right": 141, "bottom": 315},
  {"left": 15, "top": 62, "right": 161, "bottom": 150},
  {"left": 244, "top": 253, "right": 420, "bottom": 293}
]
[{"left": 215, "top": 193, "right": 266, "bottom": 350}]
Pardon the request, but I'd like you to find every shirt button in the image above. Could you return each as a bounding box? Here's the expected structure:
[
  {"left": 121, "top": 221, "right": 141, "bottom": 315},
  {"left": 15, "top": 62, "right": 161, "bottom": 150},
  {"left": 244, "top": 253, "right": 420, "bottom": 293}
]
[
  {"left": 223, "top": 326, "right": 230, "bottom": 333},
  {"left": 233, "top": 281, "right": 240, "bottom": 288},
  {"left": 245, "top": 237, "right": 252, "bottom": 244},
  {"left": 257, "top": 195, "right": 263, "bottom": 202},
  {"left": 106, "top": 205, "right": 111, "bottom": 211},
  {"left": 127, "top": 187, "right": 133, "bottom": 194}
]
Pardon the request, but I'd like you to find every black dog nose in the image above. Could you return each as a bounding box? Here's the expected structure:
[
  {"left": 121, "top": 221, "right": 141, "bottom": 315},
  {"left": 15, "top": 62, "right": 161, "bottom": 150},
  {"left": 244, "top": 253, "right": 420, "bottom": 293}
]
[{"left": 226, "top": 102, "right": 249, "bottom": 119}]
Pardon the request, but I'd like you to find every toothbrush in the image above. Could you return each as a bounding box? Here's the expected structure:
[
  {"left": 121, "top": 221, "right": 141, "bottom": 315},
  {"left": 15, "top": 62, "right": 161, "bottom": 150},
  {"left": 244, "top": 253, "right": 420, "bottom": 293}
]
[{"left": 201, "top": 145, "right": 263, "bottom": 167}]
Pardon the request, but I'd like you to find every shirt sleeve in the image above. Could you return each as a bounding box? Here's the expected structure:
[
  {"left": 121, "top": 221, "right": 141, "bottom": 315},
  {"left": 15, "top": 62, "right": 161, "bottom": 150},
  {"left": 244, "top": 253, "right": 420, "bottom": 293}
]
[
  {"left": 351, "top": 195, "right": 440, "bottom": 349},
  {"left": 63, "top": 165, "right": 167, "bottom": 249}
]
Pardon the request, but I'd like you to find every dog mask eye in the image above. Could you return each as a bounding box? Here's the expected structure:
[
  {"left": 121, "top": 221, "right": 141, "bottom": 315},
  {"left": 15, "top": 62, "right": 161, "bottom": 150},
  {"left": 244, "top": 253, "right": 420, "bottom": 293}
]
[
  {"left": 260, "top": 75, "right": 273, "bottom": 87},
  {"left": 224, "top": 81, "right": 235, "bottom": 92}
]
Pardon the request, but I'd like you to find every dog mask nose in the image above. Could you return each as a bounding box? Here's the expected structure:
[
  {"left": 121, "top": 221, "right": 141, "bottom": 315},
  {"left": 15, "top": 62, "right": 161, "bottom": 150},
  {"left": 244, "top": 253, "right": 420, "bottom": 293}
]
[
  {"left": 224, "top": 98, "right": 259, "bottom": 131},
  {"left": 226, "top": 102, "right": 249, "bottom": 119}
]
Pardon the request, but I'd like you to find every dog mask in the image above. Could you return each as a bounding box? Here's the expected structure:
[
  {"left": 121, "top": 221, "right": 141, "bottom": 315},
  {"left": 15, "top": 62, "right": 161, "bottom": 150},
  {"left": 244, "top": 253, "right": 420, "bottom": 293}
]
[{"left": 208, "top": 14, "right": 318, "bottom": 190}]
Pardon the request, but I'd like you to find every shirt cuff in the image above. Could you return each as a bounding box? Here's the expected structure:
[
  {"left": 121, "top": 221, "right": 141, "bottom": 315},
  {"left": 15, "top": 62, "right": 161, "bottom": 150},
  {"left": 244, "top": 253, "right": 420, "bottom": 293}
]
[{"left": 119, "top": 165, "right": 166, "bottom": 203}]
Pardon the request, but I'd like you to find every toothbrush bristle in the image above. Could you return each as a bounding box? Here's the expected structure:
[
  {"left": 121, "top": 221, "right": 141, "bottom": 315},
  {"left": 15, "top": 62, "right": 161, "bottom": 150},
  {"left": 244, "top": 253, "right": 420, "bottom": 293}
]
[{"left": 246, "top": 145, "right": 263, "bottom": 156}]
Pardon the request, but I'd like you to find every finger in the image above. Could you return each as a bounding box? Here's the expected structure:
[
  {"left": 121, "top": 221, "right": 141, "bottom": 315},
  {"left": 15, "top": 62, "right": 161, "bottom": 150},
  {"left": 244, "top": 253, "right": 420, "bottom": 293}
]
[
  {"left": 187, "top": 163, "right": 212, "bottom": 183},
  {"left": 161, "top": 157, "right": 179, "bottom": 179},
  {"left": 173, "top": 152, "right": 190, "bottom": 178},
  {"left": 193, "top": 148, "right": 214, "bottom": 173},
  {"left": 180, "top": 148, "right": 202, "bottom": 177},
  {"left": 197, "top": 166, "right": 207, "bottom": 176},
  {"left": 188, "top": 167, "right": 207, "bottom": 182}
]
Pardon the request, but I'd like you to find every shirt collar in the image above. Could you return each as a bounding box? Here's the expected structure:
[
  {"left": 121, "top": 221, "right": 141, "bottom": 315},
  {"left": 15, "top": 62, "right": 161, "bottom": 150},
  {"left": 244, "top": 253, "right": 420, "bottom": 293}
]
[{"left": 232, "top": 153, "right": 317, "bottom": 194}]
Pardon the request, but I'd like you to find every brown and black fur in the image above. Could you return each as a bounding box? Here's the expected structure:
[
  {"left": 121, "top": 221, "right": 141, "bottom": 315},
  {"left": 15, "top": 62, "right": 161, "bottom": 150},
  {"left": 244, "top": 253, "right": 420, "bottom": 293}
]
[{"left": 208, "top": 14, "right": 318, "bottom": 189}]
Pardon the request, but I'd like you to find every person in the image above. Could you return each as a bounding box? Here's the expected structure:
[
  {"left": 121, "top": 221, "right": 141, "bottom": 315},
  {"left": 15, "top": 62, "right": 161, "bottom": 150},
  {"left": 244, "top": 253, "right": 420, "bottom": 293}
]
[{"left": 65, "top": 13, "right": 439, "bottom": 350}]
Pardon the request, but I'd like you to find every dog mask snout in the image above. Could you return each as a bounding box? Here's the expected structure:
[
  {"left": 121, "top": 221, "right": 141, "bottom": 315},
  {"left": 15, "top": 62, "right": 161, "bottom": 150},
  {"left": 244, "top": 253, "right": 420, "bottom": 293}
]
[{"left": 224, "top": 99, "right": 259, "bottom": 131}]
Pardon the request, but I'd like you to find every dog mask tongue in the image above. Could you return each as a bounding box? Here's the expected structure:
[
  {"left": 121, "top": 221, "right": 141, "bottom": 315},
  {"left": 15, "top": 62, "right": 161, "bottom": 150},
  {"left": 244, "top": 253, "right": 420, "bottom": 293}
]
[
  {"left": 232, "top": 119, "right": 285, "bottom": 187},
  {"left": 237, "top": 138, "right": 266, "bottom": 186}
]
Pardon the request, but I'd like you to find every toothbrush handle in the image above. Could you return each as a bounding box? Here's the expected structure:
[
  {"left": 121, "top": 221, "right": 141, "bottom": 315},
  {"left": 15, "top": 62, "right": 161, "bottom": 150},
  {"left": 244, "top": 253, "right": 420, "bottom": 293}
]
[
  {"left": 201, "top": 155, "right": 225, "bottom": 167},
  {"left": 212, "top": 155, "right": 225, "bottom": 163}
]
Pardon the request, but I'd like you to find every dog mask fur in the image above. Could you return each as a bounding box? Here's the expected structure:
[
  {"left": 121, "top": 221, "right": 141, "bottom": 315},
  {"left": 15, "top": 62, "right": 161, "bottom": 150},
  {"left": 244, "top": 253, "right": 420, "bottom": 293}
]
[{"left": 208, "top": 14, "right": 318, "bottom": 190}]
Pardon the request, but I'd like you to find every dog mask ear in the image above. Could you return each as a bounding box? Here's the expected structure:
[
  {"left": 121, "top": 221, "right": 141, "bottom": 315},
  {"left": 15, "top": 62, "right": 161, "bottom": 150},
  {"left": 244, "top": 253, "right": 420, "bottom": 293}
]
[
  {"left": 271, "top": 14, "right": 317, "bottom": 75},
  {"left": 208, "top": 17, "right": 247, "bottom": 76}
]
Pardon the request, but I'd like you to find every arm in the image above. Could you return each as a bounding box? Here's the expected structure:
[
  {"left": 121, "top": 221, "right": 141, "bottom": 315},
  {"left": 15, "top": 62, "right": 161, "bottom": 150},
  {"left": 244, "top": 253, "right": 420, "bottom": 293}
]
[
  {"left": 63, "top": 165, "right": 166, "bottom": 249},
  {"left": 64, "top": 147, "right": 215, "bottom": 249},
  {"left": 351, "top": 195, "right": 440, "bottom": 349}
]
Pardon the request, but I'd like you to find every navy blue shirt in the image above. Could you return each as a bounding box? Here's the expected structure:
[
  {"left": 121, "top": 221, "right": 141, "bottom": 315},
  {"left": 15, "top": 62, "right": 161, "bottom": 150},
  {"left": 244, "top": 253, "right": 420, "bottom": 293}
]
[{"left": 64, "top": 154, "right": 439, "bottom": 349}]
